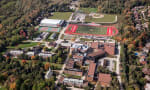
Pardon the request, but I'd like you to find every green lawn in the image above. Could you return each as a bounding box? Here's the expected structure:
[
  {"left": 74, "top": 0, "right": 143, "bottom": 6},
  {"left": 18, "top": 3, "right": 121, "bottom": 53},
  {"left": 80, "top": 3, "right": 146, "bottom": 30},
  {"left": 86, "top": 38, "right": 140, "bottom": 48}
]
[
  {"left": 80, "top": 38, "right": 93, "bottom": 41},
  {"left": 0, "top": 86, "right": 7, "bottom": 90},
  {"left": 64, "top": 73, "right": 81, "bottom": 79},
  {"left": 7, "top": 42, "right": 38, "bottom": 49},
  {"left": 85, "top": 14, "right": 116, "bottom": 23},
  {"left": 79, "top": 8, "right": 98, "bottom": 13},
  {"left": 49, "top": 12, "right": 72, "bottom": 20},
  {"left": 74, "top": 25, "right": 108, "bottom": 35},
  {"left": 43, "top": 62, "right": 63, "bottom": 69}
]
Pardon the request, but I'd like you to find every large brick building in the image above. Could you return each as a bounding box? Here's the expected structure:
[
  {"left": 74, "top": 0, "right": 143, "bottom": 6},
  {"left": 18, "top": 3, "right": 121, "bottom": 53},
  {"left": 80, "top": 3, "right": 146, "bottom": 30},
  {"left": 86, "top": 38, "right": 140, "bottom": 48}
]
[
  {"left": 86, "top": 62, "right": 96, "bottom": 81},
  {"left": 104, "top": 43, "right": 115, "bottom": 55},
  {"left": 64, "top": 70, "right": 83, "bottom": 76},
  {"left": 98, "top": 73, "right": 112, "bottom": 87}
]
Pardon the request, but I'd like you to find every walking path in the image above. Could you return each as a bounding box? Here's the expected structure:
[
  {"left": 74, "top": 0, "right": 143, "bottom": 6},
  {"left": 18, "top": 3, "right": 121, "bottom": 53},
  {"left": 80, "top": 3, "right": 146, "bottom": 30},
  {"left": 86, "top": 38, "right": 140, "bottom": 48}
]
[{"left": 116, "top": 43, "right": 124, "bottom": 90}]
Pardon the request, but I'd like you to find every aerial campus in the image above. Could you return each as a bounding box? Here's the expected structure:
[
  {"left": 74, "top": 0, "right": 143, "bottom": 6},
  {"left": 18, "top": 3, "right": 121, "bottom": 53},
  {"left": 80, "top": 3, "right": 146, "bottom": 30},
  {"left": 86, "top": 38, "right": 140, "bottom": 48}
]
[
  {"left": 2, "top": 0, "right": 120, "bottom": 89},
  {"left": 1, "top": 0, "right": 150, "bottom": 90}
]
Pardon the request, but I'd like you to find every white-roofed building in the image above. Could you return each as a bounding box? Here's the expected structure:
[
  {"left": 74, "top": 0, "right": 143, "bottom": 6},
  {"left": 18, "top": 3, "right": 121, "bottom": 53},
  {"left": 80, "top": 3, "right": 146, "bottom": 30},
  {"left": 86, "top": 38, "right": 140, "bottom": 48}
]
[
  {"left": 40, "top": 19, "right": 65, "bottom": 27},
  {"left": 71, "top": 43, "right": 89, "bottom": 52},
  {"left": 26, "top": 51, "right": 35, "bottom": 56},
  {"left": 145, "top": 83, "right": 150, "bottom": 90},
  {"left": 63, "top": 78, "right": 84, "bottom": 87},
  {"left": 38, "top": 53, "right": 52, "bottom": 58},
  {"left": 45, "top": 68, "right": 53, "bottom": 79},
  {"left": 10, "top": 50, "right": 23, "bottom": 56}
]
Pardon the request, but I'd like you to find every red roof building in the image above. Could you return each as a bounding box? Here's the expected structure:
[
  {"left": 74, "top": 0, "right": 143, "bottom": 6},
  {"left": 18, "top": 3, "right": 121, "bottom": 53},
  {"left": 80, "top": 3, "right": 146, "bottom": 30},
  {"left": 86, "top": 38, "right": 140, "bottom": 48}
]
[
  {"left": 104, "top": 43, "right": 115, "bottom": 55},
  {"left": 98, "top": 73, "right": 112, "bottom": 87},
  {"left": 85, "top": 60, "right": 94, "bottom": 65},
  {"left": 91, "top": 42, "right": 99, "bottom": 49},
  {"left": 66, "top": 60, "right": 75, "bottom": 69},
  {"left": 73, "top": 54, "right": 84, "bottom": 60},
  {"left": 86, "top": 62, "right": 96, "bottom": 82},
  {"left": 88, "top": 49, "right": 105, "bottom": 58}
]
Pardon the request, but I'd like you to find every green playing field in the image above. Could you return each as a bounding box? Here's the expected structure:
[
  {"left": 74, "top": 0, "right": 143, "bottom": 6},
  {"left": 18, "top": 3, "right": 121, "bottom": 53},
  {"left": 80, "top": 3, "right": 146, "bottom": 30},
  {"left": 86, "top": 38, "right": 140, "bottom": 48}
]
[{"left": 75, "top": 25, "right": 108, "bottom": 35}]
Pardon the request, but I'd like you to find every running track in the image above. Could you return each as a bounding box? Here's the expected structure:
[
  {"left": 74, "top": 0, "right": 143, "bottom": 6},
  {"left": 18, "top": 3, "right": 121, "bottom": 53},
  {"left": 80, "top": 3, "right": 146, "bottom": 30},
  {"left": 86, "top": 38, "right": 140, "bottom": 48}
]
[{"left": 65, "top": 24, "right": 118, "bottom": 37}]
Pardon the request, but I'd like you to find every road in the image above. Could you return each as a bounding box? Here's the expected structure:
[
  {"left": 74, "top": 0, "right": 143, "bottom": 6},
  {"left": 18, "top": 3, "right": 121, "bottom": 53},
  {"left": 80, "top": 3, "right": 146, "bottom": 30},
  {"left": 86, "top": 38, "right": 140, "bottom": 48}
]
[
  {"left": 55, "top": 0, "right": 80, "bottom": 87},
  {"left": 116, "top": 42, "right": 123, "bottom": 90},
  {"left": 55, "top": 48, "right": 71, "bottom": 85}
]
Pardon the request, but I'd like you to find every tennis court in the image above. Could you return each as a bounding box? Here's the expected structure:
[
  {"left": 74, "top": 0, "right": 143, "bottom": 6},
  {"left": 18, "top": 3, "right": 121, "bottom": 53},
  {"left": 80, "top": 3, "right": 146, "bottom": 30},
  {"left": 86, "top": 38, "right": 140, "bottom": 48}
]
[{"left": 39, "top": 27, "right": 61, "bottom": 32}]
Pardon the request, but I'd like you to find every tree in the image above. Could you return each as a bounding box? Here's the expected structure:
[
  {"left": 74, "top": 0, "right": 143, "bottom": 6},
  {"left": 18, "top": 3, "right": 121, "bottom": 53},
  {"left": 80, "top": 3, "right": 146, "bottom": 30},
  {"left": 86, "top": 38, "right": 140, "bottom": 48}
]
[
  {"left": 57, "top": 57, "right": 62, "bottom": 64},
  {"left": 31, "top": 56, "right": 35, "bottom": 60},
  {"left": 98, "top": 6, "right": 102, "bottom": 12},
  {"left": 10, "top": 82, "right": 16, "bottom": 90},
  {"left": 32, "top": 83, "right": 38, "bottom": 90},
  {"left": 43, "top": 46, "right": 48, "bottom": 51},
  {"left": 95, "top": 82, "right": 101, "bottom": 90},
  {"left": 44, "top": 62, "right": 50, "bottom": 70},
  {"left": 60, "top": 84, "right": 67, "bottom": 90}
]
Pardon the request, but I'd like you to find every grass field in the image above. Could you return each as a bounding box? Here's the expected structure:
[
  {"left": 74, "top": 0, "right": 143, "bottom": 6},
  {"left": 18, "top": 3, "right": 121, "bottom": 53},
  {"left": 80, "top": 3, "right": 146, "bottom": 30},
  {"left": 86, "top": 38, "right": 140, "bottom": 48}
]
[
  {"left": 7, "top": 42, "right": 38, "bottom": 49},
  {"left": 85, "top": 14, "right": 116, "bottom": 23},
  {"left": 65, "top": 24, "right": 119, "bottom": 36},
  {"left": 64, "top": 73, "right": 81, "bottom": 79},
  {"left": 48, "top": 12, "right": 72, "bottom": 20},
  {"left": 75, "top": 25, "right": 108, "bottom": 35},
  {"left": 0, "top": 86, "right": 7, "bottom": 90},
  {"left": 79, "top": 8, "right": 98, "bottom": 13}
]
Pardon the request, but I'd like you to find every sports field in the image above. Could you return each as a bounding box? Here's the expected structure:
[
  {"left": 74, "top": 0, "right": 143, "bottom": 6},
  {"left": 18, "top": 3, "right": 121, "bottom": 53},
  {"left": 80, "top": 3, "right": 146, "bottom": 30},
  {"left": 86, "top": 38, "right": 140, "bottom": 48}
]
[
  {"left": 48, "top": 12, "right": 72, "bottom": 20},
  {"left": 85, "top": 14, "right": 117, "bottom": 23},
  {"left": 79, "top": 8, "right": 98, "bottom": 13},
  {"left": 65, "top": 24, "right": 118, "bottom": 37},
  {"left": 39, "top": 27, "right": 60, "bottom": 32}
]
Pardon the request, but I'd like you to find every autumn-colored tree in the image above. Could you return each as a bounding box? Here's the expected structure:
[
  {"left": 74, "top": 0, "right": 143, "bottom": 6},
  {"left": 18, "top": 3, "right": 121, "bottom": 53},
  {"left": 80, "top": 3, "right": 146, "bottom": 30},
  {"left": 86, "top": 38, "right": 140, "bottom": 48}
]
[
  {"left": 97, "top": 6, "right": 102, "bottom": 12},
  {"left": 43, "top": 46, "right": 48, "bottom": 51},
  {"left": 31, "top": 56, "right": 35, "bottom": 60},
  {"left": 44, "top": 62, "right": 50, "bottom": 70},
  {"left": 0, "top": 24, "right": 2, "bottom": 29},
  {"left": 22, "top": 60, "right": 26, "bottom": 64},
  {"left": 10, "top": 82, "right": 16, "bottom": 90}
]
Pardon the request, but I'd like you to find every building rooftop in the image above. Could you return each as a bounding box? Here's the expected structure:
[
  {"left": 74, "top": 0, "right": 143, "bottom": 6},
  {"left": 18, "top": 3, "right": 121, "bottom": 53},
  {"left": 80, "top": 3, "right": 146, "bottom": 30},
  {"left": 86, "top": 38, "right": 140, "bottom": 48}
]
[
  {"left": 41, "top": 19, "right": 62, "bottom": 25},
  {"left": 98, "top": 73, "right": 112, "bottom": 87},
  {"left": 88, "top": 62, "right": 96, "bottom": 76},
  {"left": 88, "top": 49, "right": 105, "bottom": 57},
  {"left": 66, "top": 60, "right": 75, "bottom": 69},
  {"left": 91, "top": 42, "right": 99, "bottom": 49}
]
